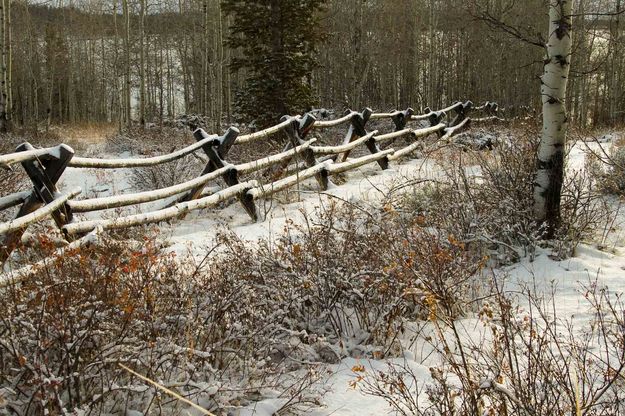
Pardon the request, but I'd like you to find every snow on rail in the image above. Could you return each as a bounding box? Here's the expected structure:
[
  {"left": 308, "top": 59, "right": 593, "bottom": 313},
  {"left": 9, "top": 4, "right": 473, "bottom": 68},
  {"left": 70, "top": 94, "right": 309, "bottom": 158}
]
[
  {"left": 0, "top": 144, "right": 73, "bottom": 169},
  {"left": 69, "top": 165, "right": 234, "bottom": 213},
  {"left": 68, "top": 133, "right": 221, "bottom": 168},
  {"left": 0, "top": 187, "right": 81, "bottom": 235},
  {"left": 63, "top": 182, "right": 257, "bottom": 235},
  {"left": 0, "top": 191, "right": 31, "bottom": 211}
]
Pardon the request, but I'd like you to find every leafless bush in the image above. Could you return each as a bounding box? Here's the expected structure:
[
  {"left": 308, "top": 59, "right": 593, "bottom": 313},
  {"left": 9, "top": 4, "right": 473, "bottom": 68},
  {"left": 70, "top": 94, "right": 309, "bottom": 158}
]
[
  {"left": 395, "top": 126, "right": 612, "bottom": 264},
  {"left": 129, "top": 154, "right": 203, "bottom": 192},
  {"left": 356, "top": 276, "right": 625, "bottom": 415},
  {"left": 586, "top": 139, "right": 625, "bottom": 197}
]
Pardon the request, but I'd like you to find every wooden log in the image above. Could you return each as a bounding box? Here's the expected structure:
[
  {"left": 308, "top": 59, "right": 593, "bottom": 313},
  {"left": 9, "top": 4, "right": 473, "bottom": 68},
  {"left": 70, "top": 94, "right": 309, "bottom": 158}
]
[
  {"left": 411, "top": 102, "right": 462, "bottom": 122},
  {"left": 181, "top": 127, "right": 257, "bottom": 220},
  {"left": 328, "top": 149, "right": 396, "bottom": 174},
  {"left": 388, "top": 140, "right": 426, "bottom": 161},
  {"left": 1, "top": 143, "right": 75, "bottom": 263},
  {"left": 17, "top": 143, "right": 75, "bottom": 226},
  {"left": 391, "top": 108, "right": 415, "bottom": 131},
  {"left": 0, "top": 187, "right": 82, "bottom": 235},
  {"left": 236, "top": 139, "right": 316, "bottom": 175},
  {"left": 279, "top": 114, "right": 329, "bottom": 190},
  {"left": 247, "top": 162, "right": 332, "bottom": 200},
  {"left": 311, "top": 131, "right": 377, "bottom": 154},
  {"left": 68, "top": 133, "right": 220, "bottom": 168},
  {"left": 235, "top": 117, "right": 294, "bottom": 144},
  {"left": 374, "top": 128, "right": 412, "bottom": 143},
  {"left": 69, "top": 165, "right": 234, "bottom": 213},
  {"left": 0, "top": 144, "right": 70, "bottom": 169},
  {"left": 449, "top": 101, "right": 473, "bottom": 127},
  {"left": 311, "top": 113, "right": 353, "bottom": 128},
  {"left": 336, "top": 108, "right": 389, "bottom": 170},
  {"left": 443, "top": 117, "right": 471, "bottom": 139},
  {"left": 0, "top": 191, "right": 31, "bottom": 211},
  {"left": 63, "top": 181, "right": 257, "bottom": 235}
]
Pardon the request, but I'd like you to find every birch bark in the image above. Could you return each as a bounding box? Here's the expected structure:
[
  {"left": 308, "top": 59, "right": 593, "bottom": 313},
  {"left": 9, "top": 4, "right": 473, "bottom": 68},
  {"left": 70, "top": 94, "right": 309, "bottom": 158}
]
[{"left": 534, "top": 0, "right": 572, "bottom": 237}]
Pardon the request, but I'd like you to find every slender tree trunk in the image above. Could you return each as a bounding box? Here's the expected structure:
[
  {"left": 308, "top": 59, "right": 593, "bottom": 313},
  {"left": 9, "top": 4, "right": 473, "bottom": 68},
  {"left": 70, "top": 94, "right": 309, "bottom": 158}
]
[
  {"left": 609, "top": 0, "right": 621, "bottom": 125},
  {"left": 6, "top": 0, "right": 11, "bottom": 125},
  {"left": 122, "top": 0, "right": 131, "bottom": 128},
  {"left": 139, "top": 0, "right": 146, "bottom": 127},
  {"left": 534, "top": 0, "right": 572, "bottom": 237},
  {"left": 0, "top": 0, "right": 8, "bottom": 132}
]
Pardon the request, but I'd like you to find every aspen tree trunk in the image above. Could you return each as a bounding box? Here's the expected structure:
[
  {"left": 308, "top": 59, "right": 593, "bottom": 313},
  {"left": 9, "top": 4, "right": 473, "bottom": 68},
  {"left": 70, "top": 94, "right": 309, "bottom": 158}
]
[
  {"left": 6, "top": 0, "right": 10, "bottom": 125},
  {"left": 122, "top": 0, "right": 131, "bottom": 128},
  {"left": 0, "top": 0, "right": 7, "bottom": 132},
  {"left": 113, "top": 0, "right": 122, "bottom": 131},
  {"left": 534, "top": 0, "right": 572, "bottom": 237},
  {"left": 216, "top": 1, "right": 223, "bottom": 128},
  {"left": 609, "top": 0, "right": 621, "bottom": 124},
  {"left": 139, "top": 0, "right": 146, "bottom": 127}
]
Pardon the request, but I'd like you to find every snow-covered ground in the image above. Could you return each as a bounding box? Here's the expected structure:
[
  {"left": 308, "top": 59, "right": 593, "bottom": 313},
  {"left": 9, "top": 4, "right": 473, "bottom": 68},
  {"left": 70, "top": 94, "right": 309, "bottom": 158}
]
[{"left": 50, "top": 131, "right": 625, "bottom": 415}]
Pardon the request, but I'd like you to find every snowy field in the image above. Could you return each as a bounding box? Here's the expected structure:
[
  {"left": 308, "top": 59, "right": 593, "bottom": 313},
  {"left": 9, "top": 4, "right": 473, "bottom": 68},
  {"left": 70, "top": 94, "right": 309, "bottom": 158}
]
[{"left": 43, "top": 131, "right": 625, "bottom": 414}]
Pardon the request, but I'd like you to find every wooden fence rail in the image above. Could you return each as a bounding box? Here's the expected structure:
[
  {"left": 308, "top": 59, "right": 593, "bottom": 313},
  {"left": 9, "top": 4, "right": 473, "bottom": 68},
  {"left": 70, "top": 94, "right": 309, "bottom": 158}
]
[{"left": 0, "top": 100, "right": 502, "bottom": 268}]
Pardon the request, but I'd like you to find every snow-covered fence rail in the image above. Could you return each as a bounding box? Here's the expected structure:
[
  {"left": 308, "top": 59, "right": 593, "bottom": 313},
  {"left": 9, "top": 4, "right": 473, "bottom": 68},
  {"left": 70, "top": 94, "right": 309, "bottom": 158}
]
[{"left": 0, "top": 100, "right": 499, "bottom": 264}]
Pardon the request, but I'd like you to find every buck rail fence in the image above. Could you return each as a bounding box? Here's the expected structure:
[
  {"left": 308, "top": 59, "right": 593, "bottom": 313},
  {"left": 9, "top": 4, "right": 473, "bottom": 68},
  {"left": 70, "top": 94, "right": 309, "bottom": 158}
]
[{"left": 0, "top": 101, "right": 501, "bottom": 283}]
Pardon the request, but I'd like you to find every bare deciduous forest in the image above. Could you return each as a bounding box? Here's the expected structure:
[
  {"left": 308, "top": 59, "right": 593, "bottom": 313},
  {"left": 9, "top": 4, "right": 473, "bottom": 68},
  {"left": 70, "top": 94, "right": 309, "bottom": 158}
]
[{"left": 0, "top": 0, "right": 622, "bottom": 130}]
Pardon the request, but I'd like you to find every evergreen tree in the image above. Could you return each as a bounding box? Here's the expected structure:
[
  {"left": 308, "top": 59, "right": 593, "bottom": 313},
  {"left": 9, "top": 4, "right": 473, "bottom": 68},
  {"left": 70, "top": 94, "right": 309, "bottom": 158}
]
[{"left": 222, "top": 0, "right": 327, "bottom": 128}]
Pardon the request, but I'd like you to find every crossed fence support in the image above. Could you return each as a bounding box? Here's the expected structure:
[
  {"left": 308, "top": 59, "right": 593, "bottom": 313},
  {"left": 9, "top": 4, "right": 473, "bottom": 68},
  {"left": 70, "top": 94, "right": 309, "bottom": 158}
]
[{"left": 1, "top": 144, "right": 75, "bottom": 262}]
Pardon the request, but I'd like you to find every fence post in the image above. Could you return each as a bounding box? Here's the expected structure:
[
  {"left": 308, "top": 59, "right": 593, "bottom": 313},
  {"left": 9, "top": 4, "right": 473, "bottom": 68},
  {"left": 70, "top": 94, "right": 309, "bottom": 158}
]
[
  {"left": 0, "top": 143, "right": 75, "bottom": 262},
  {"left": 449, "top": 100, "right": 473, "bottom": 127},
  {"left": 282, "top": 113, "right": 329, "bottom": 190},
  {"left": 338, "top": 108, "right": 389, "bottom": 170},
  {"left": 391, "top": 108, "right": 414, "bottom": 131},
  {"left": 181, "top": 127, "right": 257, "bottom": 221},
  {"left": 426, "top": 109, "right": 446, "bottom": 138}
]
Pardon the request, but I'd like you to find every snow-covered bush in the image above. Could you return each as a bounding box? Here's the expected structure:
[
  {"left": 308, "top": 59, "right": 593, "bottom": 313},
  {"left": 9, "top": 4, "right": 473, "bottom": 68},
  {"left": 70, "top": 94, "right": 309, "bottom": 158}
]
[
  {"left": 357, "top": 278, "right": 625, "bottom": 415},
  {"left": 0, "top": 199, "right": 486, "bottom": 414},
  {"left": 587, "top": 142, "right": 625, "bottom": 196},
  {"left": 396, "top": 127, "right": 610, "bottom": 263},
  {"left": 396, "top": 130, "right": 539, "bottom": 264}
]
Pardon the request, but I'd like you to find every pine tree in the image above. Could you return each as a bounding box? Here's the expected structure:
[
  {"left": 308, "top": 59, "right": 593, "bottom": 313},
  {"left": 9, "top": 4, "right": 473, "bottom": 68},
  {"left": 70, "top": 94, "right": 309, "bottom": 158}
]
[{"left": 222, "top": 0, "right": 327, "bottom": 128}]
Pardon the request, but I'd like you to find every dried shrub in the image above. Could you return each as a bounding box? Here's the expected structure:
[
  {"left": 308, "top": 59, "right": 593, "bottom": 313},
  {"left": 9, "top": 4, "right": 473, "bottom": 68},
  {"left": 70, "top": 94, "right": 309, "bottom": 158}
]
[
  {"left": 396, "top": 125, "right": 612, "bottom": 263},
  {"left": 356, "top": 278, "right": 625, "bottom": 415},
  {"left": 129, "top": 154, "right": 203, "bottom": 192}
]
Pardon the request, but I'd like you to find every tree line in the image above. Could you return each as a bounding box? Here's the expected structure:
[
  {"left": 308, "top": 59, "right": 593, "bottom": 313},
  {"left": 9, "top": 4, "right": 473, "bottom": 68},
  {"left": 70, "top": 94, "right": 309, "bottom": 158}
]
[{"left": 0, "top": 0, "right": 622, "bottom": 131}]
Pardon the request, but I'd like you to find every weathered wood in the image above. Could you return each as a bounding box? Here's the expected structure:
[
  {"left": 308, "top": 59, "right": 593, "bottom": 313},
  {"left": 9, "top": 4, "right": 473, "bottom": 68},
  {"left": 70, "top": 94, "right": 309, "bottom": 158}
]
[
  {"left": 389, "top": 121, "right": 465, "bottom": 160},
  {"left": 63, "top": 181, "right": 257, "bottom": 235},
  {"left": 336, "top": 108, "right": 389, "bottom": 169},
  {"left": 311, "top": 113, "right": 353, "bottom": 128},
  {"left": 180, "top": 127, "right": 257, "bottom": 221},
  {"left": 311, "top": 131, "right": 378, "bottom": 154},
  {"left": 247, "top": 162, "right": 332, "bottom": 200},
  {"left": 69, "top": 134, "right": 220, "bottom": 168},
  {"left": 329, "top": 149, "right": 395, "bottom": 174},
  {"left": 279, "top": 114, "right": 329, "bottom": 190},
  {"left": 69, "top": 165, "right": 234, "bottom": 213},
  {"left": 374, "top": 128, "right": 412, "bottom": 143},
  {"left": 0, "top": 187, "right": 81, "bottom": 236},
  {"left": 443, "top": 117, "right": 471, "bottom": 139},
  {"left": 0, "top": 190, "right": 30, "bottom": 211},
  {"left": 391, "top": 108, "right": 415, "bottom": 131},
  {"left": 236, "top": 117, "right": 294, "bottom": 143},
  {"left": 0, "top": 144, "right": 69, "bottom": 169},
  {"left": 236, "top": 139, "right": 316, "bottom": 175},
  {"left": 449, "top": 101, "right": 473, "bottom": 127},
  {"left": 1, "top": 143, "right": 75, "bottom": 263}
]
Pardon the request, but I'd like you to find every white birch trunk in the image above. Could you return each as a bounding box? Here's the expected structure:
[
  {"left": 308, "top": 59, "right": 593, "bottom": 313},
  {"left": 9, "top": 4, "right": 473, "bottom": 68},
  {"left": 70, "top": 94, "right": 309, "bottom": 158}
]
[{"left": 534, "top": 0, "right": 572, "bottom": 236}]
